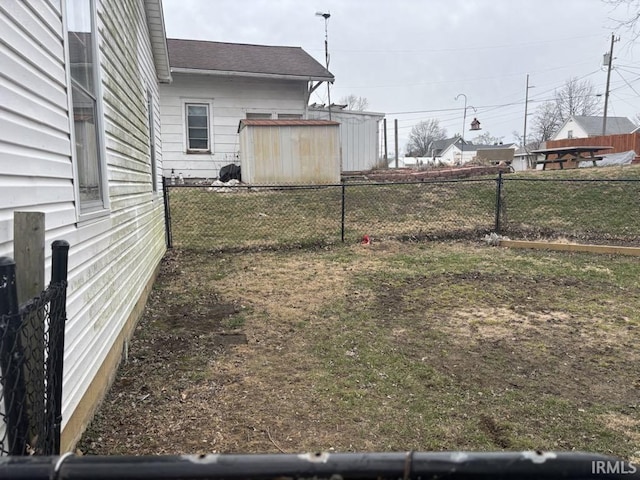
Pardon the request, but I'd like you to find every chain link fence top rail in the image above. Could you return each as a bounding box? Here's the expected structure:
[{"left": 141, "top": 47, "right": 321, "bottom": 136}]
[{"left": 164, "top": 179, "right": 498, "bottom": 251}]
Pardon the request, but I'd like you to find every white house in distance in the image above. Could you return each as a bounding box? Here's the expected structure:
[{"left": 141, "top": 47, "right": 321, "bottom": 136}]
[
  {"left": 0, "top": 0, "right": 170, "bottom": 451},
  {"left": 552, "top": 115, "right": 636, "bottom": 140},
  {"left": 159, "top": 39, "right": 334, "bottom": 179},
  {"left": 437, "top": 138, "right": 516, "bottom": 166}
]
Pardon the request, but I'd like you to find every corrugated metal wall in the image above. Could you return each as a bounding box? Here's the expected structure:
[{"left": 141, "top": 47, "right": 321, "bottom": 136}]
[{"left": 308, "top": 108, "right": 384, "bottom": 172}]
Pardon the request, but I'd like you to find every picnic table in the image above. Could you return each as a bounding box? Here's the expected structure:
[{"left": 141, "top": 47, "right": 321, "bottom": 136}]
[{"left": 530, "top": 146, "right": 614, "bottom": 170}]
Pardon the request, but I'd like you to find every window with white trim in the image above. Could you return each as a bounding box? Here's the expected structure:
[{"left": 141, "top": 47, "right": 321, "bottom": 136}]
[
  {"left": 66, "top": 0, "right": 107, "bottom": 213},
  {"left": 186, "top": 103, "right": 210, "bottom": 152}
]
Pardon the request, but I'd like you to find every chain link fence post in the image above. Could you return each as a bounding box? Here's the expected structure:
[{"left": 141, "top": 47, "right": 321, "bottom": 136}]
[
  {"left": 494, "top": 172, "right": 504, "bottom": 234},
  {"left": 0, "top": 257, "right": 29, "bottom": 455},
  {"left": 162, "top": 177, "right": 173, "bottom": 249},
  {"left": 341, "top": 181, "right": 346, "bottom": 243},
  {"left": 48, "top": 241, "right": 69, "bottom": 455}
]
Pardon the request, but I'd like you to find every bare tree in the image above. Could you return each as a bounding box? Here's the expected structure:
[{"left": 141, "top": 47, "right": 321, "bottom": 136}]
[
  {"left": 338, "top": 94, "right": 369, "bottom": 111},
  {"left": 471, "top": 132, "right": 504, "bottom": 145},
  {"left": 530, "top": 101, "right": 562, "bottom": 148},
  {"left": 528, "top": 78, "right": 600, "bottom": 147},
  {"left": 603, "top": 0, "right": 640, "bottom": 40},
  {"left": 554, "top": 77, "right": 600, "bottom": 122},
  {"left": 406, "top": 119, "right": 447, "bottom": 157}
]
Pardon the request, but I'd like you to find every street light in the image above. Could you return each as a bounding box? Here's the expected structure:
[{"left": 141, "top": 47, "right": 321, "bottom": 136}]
[
  {"left": 316, "top": 11, "right": 331, "bottom": 120},
  {"left": 455, "top": 93, "right": 477, "bottom": 163}
]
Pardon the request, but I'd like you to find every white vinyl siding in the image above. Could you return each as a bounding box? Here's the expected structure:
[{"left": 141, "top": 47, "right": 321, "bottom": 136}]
[
  {"left": 0, "top": 0, "right": 167, "bottom": 449},
  {"left": 160, "top": 74, "right": 307, "bottom": 179}
]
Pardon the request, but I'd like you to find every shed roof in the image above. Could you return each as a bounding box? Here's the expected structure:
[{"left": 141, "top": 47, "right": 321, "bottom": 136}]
[{"left": 168, "top": 39, "right": 334, "bottom": 81}]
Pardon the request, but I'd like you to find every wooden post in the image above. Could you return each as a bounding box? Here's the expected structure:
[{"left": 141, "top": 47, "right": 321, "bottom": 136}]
[
  {"left": 14, "top": 212, "right": 45, "bottom": 303},
  {"left": 14, "top": 211, "right": 45, "bottom": 449}
]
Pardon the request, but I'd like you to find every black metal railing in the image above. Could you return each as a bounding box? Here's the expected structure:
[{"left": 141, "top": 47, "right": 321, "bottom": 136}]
[
  {"left": 0, "top": 451, "right": 636, "bottom": 479},
  {"left": 162, "top": 175, "right": 640, "bottom": 251},
  {"left": 0, "top": 240, "right": 69, "bottom": 456}
]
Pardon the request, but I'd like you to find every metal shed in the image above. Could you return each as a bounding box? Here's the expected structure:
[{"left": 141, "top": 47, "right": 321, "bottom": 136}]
[
  {"left": 238, "top": 119, "right": 341, "bottom": 184},
  {"left": 308, "top": 107, "right": 385, "bottom": 172}
]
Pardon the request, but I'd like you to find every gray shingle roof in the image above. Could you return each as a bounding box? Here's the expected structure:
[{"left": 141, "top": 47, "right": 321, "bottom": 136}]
[
  {"left": 167, "top": 39, "right": 333, "bottom": 80},
  {"left": 572, "top": 115, "right": 636, "bottom": 136}
]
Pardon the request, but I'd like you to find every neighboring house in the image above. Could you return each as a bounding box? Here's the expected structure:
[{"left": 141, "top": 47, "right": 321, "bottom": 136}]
[
  {"left": 439, "top": 141, "right": 516, "bottom": 166},
  {"left": 552, "top": 115, "right": 636, "bottom": 140},
  {"left": 308, "top": 107, "right": 385, "bottom": 172},
  {"left": 0, "top": 0, "right": 170, "bottom": 451},
  {"left": 427, "top": 136, "right": 464, "bottom": 160},
  {"left": 159, "top": 39, "right": 334, "bottom": 179},
  {"left": 513, "top": 148, "right": 543, "bottom": 171}
]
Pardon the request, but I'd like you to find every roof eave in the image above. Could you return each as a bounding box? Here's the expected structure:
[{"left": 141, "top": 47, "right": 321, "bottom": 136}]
[
  {"left": 171, "top": 67, "right": 334, "bottom": 82},
  {"left": 144, "top": 0, "right": 172, "bottom": 83}
]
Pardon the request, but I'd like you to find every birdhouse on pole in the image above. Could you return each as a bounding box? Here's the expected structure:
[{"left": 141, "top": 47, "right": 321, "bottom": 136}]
[{"left": 470, "top": 117, "right": 481, "bottom": 131}]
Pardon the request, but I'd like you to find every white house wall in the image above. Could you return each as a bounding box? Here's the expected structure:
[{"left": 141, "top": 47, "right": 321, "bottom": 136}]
[
  {"left": 307, "top": 108, "right": 384, "bottom": 172},
  {"left": 0, "top": 0, "right": 165, "bottom": 449},
  {"left": 160, "top": 74, "right": 307, "bottom": 179}
]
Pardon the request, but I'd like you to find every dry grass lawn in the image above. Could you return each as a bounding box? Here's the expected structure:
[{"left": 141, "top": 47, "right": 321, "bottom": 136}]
[{"left": 78, "top": 240, "right": 640, "bottom": 461}]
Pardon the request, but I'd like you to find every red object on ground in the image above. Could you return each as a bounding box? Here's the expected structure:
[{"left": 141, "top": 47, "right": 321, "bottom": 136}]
[{"left": 361, "top": 234, "right": 371, "bottom": 245}]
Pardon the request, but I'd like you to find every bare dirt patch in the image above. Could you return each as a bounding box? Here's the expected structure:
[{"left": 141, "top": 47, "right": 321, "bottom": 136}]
[{"left": 77, "top": 242, "right": 640, "bottom": 460}]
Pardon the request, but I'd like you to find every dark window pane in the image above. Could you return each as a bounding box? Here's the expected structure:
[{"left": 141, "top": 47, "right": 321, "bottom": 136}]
[
  {"left": 189, "top": 139, "right": 208, "bottom": 150},
  {"left": 189, "top": 127, "right": 208, "bottom": 140},
  {"left": 188, "top": 115, "right": 208, "bottom": 128}
]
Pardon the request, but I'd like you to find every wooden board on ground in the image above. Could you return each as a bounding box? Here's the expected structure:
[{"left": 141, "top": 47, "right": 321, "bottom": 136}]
[{"left": 499, "top": 239, "right": 640, "bottom": 256}]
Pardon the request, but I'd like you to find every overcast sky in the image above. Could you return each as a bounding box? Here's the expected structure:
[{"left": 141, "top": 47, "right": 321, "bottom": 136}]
[{"left": 162, "top": 0, "right": 640, "bottom": 151}]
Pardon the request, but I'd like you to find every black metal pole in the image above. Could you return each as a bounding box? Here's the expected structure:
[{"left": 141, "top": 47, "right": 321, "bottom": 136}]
[
  {"left": 162, "top": 177, "right": 173, "bottom": 249},
  {"left": 341, "top": 182, "right": 346, "bottom": 243},
  {"left": 0, "top": 451, "right": 632, "bottom": 480},
  {"left": 48, "top": 241, "right": 69, "bottom": 455},
  {"left": 494, "top": 172, "right": 503, "bottom": 234},
  {"left": 0, "top": 257, "right": 30, "bottom": 455}
]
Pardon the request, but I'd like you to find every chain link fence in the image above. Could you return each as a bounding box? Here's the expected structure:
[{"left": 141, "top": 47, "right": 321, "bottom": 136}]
[
  {"left": 163, "top": 175, "right": 640, "bottom": 251},
  {"left": 0, "top": 241, "right": 69, "bottom": 456},
  {"left": 500, "top": 178, "right": 640, "bottom": 245}
]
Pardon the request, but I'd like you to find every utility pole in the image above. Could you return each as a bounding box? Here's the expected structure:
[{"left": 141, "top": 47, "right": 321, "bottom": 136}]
[
  {"left": 602, "top": 33, "right": 619, "bottom": 136},
  {"left": 523, "top": 74, "right": 534, "bottom": 168},
  {"left": 523, "top": 74, "right": 530, "bottom": 150}
]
